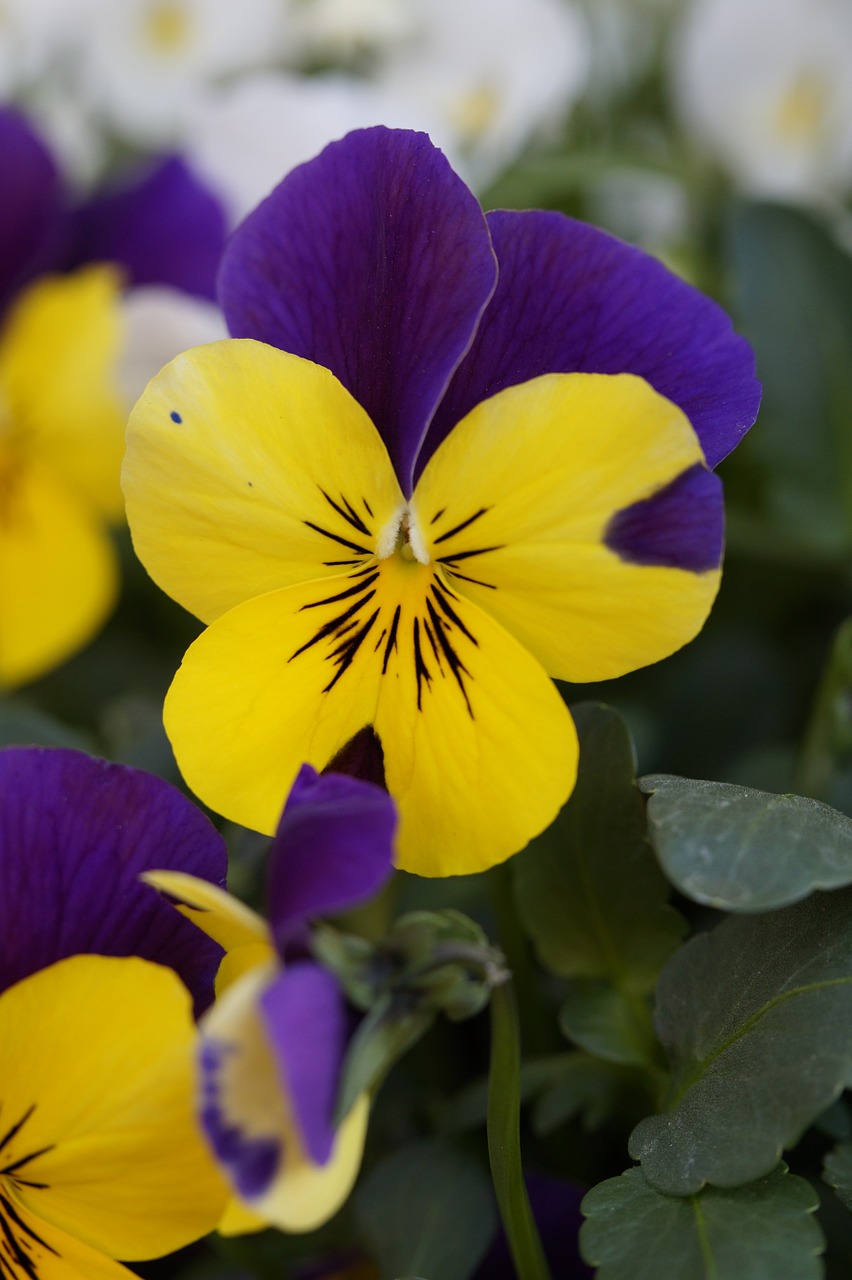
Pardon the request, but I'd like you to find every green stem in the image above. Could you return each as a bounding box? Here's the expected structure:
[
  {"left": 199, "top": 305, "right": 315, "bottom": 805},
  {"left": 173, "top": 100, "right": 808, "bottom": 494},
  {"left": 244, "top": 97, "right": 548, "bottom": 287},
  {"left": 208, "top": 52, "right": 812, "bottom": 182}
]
[
  {"left": 487, "top": 982, "right": 553, "bottom": 1280},
  {"left": 795, "top": 616, "right": 852, "bottom": 801}
]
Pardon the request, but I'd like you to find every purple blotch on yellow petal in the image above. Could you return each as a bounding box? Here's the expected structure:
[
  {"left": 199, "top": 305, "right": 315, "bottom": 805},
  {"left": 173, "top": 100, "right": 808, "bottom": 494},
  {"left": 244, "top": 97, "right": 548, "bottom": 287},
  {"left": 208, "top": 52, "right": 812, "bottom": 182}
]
[
  {"left": 604, "top": 463, "right": 724, "bottom": 572},
  {"left": 200, "top": 1039, "right": 281, "bottom": 1199}
]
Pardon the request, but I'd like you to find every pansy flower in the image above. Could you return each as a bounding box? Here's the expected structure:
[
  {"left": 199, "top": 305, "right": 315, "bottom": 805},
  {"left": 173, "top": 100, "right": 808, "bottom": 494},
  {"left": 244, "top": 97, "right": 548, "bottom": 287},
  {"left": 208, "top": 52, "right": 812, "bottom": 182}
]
[
  {"left": 0, "top": 746, "right": 230, "bottom": 1278},
  {"left": 147, "top": 764, "right": 397, "bottom": 1234},
  {"left": 123, "top": 126, "right": 760, "bottom": 876},
  {"left": 0, "top": 105, "right": 225, "bottom": 686}
]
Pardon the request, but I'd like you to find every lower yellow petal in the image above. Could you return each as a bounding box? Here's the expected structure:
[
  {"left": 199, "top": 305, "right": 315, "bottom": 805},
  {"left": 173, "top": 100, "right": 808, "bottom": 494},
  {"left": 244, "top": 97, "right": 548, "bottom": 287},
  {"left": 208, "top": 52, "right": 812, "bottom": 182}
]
[
  {"left": 0, "top": 1192, "right": 135, "bottom": 1280},
  {"left": 0, "top": 955, "right": 227, "bottom": 1259},
  {"left": 0, "top": 268, "right": 126, "bottom": 520},
  {"left": 165, "top": 556, "right": 578, "bottom": 875},
  {"left": 411, "top": 372, "right": 721, "bottom": 681},
  {"left": 0, "top": 460, "right": 117, "bottom": 687},
  {"left": 200, "top": 964, "right": 369, "bottom": 1234},
  {"left": 142, "top": 871, "right": 271, "bottom": 952}
]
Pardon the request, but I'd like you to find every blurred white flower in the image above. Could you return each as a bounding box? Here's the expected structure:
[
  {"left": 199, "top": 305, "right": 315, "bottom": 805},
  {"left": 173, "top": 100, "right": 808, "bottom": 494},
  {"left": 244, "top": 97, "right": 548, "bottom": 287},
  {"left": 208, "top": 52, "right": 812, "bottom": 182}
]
[
  {"left": 673, "top": 0, "right": 852, "bottom": 200},
  {"left": 0, "top": 0, "right": 97, "bottom": 94},
  {"left": 119, "top": 285, "right": 227, "bottom": 406},
  {"left": 291, "top": 0, "right": 416, "bottom": 63},
  {"left": 186, "top": 71, "right": 436, "bottom": 222},
  {"left": 587, "top": 167, "right": 690, "bottom": 253},
  {"left": 78, "top": 0, "right": 289, "bottom": 146},
  {"left": 375, "top": 0, "right": 590, "bottom": 188}
]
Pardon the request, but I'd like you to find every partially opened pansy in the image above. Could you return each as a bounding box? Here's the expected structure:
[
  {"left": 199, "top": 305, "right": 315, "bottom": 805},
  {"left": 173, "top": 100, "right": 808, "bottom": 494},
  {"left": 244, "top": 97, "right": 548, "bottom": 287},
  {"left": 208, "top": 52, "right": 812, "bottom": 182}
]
[
  {"left": 147, "top": 764, "right": 397, "bottom": 1234},
  {"left": 0, "top": 747, "right": 230, "bottom": 1278},
  {"left": 123, "top": 126, "right": 760, "bottom": 876}
]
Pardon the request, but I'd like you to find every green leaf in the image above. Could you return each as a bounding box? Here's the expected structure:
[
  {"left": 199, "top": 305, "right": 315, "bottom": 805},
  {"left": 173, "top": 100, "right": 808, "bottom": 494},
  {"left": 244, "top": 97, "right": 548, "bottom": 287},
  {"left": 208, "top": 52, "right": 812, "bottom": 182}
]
[
  {"left": 532, "top": 1053, "right": 657, "bottom": 1136},
  {"left": 0, "top": 699, "right": 95, "bottom": 752},
  {"left": 629, "top": 887, "right": 852, "bottom": 1194},
  {"left": 728, "top": 202, "right": 852, "bottom": 558},
  {"left": 514, "top": 702, "right": 684, "bottom": 994},
  {"left": 354, "top": 1139, "right": 496, "bottom": 1280},
  {"left": 824, "top": 1143, "right": 852, "bottom": 1211},
  {"left": 580, "top": 1165, "right": 824, "bottom": 1280},
  {"left": 488, "top": 983, "right": 553, "bottom": 1280},
  {"left": 559, "top": 980, "right": 658, "bottom": 1066},
  {"left": 334, "top": 994, "right": 434, "bottom": 1124},
  {"left": 640, "top": 774, "right": 852, "bottom": 910}
]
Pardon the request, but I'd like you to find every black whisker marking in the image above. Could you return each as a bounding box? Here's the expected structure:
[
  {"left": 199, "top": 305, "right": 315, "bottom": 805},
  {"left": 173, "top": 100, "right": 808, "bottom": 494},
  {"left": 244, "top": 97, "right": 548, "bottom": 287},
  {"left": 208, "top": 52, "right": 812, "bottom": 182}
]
[
  {"left": 304, "top": 520, "right": 370, "bottom": 555},
  {"left": 323, "top": 610, "right": 380, "bottom": 693},
  {"left": 0, "top": 1109, "right": 34, "bottom": 1158},
  {"left": 423, "top": 618, "right": 444, "bottom": 673},
  {"left": 0, "top": 1146, "right": 53, "bottom": 1177},
  {"left": 300, "top": 573, "right": 378, "bottom": 610},
  {"left": 438, "top": 544, "right": 503, "bottom": 564},
  {"left": 373, "top": 627, "right": 387, "bottom": 652},
  {"left": 432, "top": 507, "right": 490, "bottom": 544},
  {"left": 323, "top": 558, "right": 363, "bottom": 567},
  {"left": 425, "top": 600, "right": 474, "bottom": 717},
  {"left": 363, "top": 498, "right": 374, "bottom": 517},
  {"left": 290, "top": 593, "right": 376, "bottom": 661},
  {"left": 413, "top": 618, "right": 432, "bottom": 710},
  {"left": 382, "top": 606, "right": 401, "bottom": 674},
  {"left": 430, "top": 583, "right": 478, "bottom": 646},
  {"left": 446, "top": 569, "right": 496, "bottom": 589},
  {"left": 319, "top": 488, "right": 371, "bottom": 536},
  {"left": 430, "top": 508, "right": 446, "bottom": 525}
]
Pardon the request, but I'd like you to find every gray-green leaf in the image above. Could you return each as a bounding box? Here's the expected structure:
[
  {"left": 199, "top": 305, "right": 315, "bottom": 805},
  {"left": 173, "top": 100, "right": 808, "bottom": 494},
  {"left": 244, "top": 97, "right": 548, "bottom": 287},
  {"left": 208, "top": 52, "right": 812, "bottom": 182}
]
[
  {"left": 630, "top": 887, "right": 852, "bottom": 1194},
  {"left": 354, "top": 1139, "right": 496, "bottom": 1280},
  {"left": 580, "top": 1165, "right": 823, "bottom": 1280},
  {"left": 640, "top": 774, "right": 852, "bottom": 910},
  {"left": 514, "top": 703, "right": 684, "bottom": 994},
  {"left": 824, "top": 1142, "right": 852, "bottom": 1212}
]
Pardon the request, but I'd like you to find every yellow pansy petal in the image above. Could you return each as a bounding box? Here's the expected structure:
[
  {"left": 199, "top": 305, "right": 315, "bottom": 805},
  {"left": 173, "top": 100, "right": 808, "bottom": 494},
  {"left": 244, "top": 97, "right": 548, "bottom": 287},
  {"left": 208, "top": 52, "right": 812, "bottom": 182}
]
[
  {"left": 217, "top": 1196, "right": 267, "bottom": 1236},
  {"left": 165, "top": 555, "right": 577, "bottom": 874},
  {"left": 411, "top": 372, "right": 722, "bottom": 682},
  {"left": 0, "top": 955, "right": 226, "bottom": 1259},
  {"left": 0, "top": 1194, "right": 136, "bottom": 1280},
  {"left": 201, "top": 964, "right": 369, "bottom": 1234},
  {"left": 164, "top": 575, "right": 383, "bottom": 837},
  {"left": 0, "top": 268, "right": 126, "bottom": 520},
  {"left": 142, "top": 870, "right": 271, "bottom": 951},
  {"left": 123, "top": 340, "right": 405, "bottom": 624},
  {"left": 0, "top": 460, "right": 117, "bottom": 687}
]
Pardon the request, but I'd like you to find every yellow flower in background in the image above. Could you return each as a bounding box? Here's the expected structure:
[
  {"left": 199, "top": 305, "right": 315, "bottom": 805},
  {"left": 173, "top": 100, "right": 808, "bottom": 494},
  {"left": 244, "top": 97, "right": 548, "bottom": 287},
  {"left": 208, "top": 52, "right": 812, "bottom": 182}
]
[{"left": 0, "top": 267, "right": 125, "bottom": 686}]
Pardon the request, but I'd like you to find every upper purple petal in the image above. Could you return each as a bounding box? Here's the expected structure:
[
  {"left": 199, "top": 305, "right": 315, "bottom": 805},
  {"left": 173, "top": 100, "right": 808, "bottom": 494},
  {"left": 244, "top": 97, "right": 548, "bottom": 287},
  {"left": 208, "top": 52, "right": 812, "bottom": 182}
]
[
  {"left": 0, "top": 108, "right": 69, "bottom": 317},
  {"left": 218, "top": 126, "right": 497, "bottom": 494},
  {"left": 259, "top": 960, "right": 348, "bottom": 1166},
  {"left": 423, "top": 209, "right": 761, "bottom": 478},
  {"left": 70, "top": 155, "right": 227, "bottom": 300},
  {"left": 267, "top": 764, "right": 396, "bottom": 956},
  {"left": 0, "top": 748, "right": 227, "bottom": 1009}
]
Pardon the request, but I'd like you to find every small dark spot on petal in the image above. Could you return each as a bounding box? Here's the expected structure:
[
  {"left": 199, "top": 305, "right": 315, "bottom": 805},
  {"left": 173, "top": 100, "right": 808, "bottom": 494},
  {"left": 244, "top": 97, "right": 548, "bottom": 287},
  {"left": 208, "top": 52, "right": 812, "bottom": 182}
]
[{"left": 170, "top": 410, "right": 183, "bottom": 423}]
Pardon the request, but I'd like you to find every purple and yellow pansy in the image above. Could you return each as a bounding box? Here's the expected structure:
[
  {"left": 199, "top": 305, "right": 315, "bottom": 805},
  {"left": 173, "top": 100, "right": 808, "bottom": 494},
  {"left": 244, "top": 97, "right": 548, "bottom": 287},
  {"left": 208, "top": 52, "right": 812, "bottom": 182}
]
[
  {"left": 0, "top": 106, "right": 225, "bottom": 687},
  {"left": 0, "top": 747, "right": 229, "bottom": 1279},
  {"left": 147, "top": 763, "right": 397, "bottom": 1235},
  {"left": 123, "top": 126, "right": 760, "bottom": 876}
]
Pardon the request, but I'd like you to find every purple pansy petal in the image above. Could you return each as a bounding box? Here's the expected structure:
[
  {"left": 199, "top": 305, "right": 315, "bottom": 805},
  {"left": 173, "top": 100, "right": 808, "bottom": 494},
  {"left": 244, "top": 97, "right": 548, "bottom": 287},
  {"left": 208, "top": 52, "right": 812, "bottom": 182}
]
[
  {"left": 0, "top": 748, "right": 227, "bottom": 1009},
  {"left": 0, "top": 107, "right": 68, "bottom": 316},
  {"left": 259, "top": 961, "right": 348, "bottom": 1166},
  {"left": 70, "top": 155, "right": 227, "bottom": 300},
  {"left": 267, "top": 764, "right": 396, "bottom": 955},
  {"left": 424, "top": 209, "right": 761, "bottom": 478},
  {"left": 473, "top": 1174, "right": 591, "bottom": 1280},
  {"left": 219, "top": 126, "right": 497, "bottom": 494},
  {"left": 605, "top": 463, "right": 724, "bottom": 572}
]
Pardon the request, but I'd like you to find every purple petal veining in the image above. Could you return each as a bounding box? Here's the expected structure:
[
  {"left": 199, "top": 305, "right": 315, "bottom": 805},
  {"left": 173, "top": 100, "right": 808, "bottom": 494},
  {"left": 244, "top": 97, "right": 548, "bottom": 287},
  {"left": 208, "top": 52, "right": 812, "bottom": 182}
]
[{"left": 0, "top": 747, "right": 227, "bottom": 1009}]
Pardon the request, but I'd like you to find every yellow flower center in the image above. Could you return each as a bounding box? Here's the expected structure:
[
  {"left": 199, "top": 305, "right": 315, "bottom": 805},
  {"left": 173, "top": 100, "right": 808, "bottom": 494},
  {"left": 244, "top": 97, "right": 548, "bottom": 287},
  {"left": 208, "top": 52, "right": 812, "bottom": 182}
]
[
  {"left": 774, "top": 72, "right": 828, "bottom": 145},
  {"left": 144, "top": 0, "right": 192, "bottom": 53}
]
